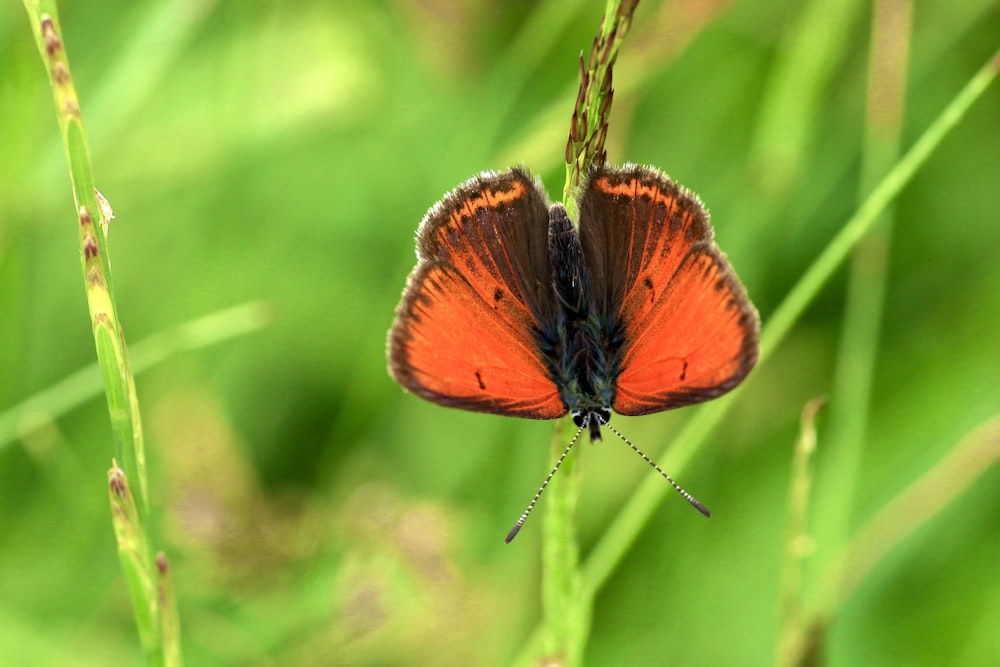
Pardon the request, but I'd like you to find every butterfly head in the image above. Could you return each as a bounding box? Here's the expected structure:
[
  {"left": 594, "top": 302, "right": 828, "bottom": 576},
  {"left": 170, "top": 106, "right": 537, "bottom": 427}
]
[{"left": 571, "top": 407, "right": 610, "bottom": 442}]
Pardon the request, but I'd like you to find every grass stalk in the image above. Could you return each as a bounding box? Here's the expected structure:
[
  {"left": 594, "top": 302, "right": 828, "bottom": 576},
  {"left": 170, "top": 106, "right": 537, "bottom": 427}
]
[
  {"left": 532, "top": 3, "right": 641, "bottom": 665},
  {"left": 22, "top": 3, "right": 183, "bottom": 664},
  {"left": 541, "top": 425, "right": 587, "bottom": 666},
  {"left": 108, "top": 462, "right": 161, "bottom": 659},
  {"left": 775, "top": 398, "right": 825, "bottom": 667},
  {"left": 22, "top": 0, "right": 147, "bottom": 506},
  {"left": 156, "top": 553, "right": 183, "bottom": 667},
  {"left": 815, "top": 0, "right": 912, "bottom": 624}
]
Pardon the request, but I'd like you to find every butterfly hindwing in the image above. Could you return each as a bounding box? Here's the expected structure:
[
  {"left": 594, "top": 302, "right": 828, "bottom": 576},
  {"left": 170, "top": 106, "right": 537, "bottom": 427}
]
[
  {"left": 578, "top": 165, "right": 759, "bottom": 416},
  {"left": 388, "top": 169, "right": 567, "bottom": 419}
]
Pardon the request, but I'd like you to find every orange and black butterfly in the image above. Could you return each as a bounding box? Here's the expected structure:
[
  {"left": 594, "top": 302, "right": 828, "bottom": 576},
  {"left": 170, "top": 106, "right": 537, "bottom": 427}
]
[{"left": 388, "top": 165, "right": 759, "bottom": 541}]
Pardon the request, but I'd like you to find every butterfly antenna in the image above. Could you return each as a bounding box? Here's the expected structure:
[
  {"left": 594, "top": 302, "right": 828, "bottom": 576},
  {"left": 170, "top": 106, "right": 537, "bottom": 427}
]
[
  {"left": 605, "top": 423, "right": 712, "bottom": 518},
  {"left": 505, "top": 423, "right": 587, "bottom": 543}
]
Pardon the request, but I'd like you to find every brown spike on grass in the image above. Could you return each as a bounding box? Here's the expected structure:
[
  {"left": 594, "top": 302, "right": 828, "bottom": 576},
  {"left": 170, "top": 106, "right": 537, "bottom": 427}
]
[{"left": 562, "top": 0, "right": 641, "bottom": 214}]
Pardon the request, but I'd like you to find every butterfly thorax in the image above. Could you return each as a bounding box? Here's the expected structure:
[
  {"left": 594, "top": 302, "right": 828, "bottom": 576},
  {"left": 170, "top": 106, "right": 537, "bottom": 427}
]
[{"left": 546, "top": 204, "right": 616, "bottom": 439}]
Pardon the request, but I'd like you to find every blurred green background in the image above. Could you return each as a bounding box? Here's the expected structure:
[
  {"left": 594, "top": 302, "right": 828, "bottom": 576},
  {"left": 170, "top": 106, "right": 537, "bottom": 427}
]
[{"left": 2, "top": 1, "right": 999, "bottom": 665}]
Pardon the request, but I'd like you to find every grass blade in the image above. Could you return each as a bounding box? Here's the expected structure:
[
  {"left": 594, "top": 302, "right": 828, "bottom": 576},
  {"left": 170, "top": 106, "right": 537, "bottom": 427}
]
[
  {"left": 0, "top": 301, "right": 269, "bottom": 450},
  {"left": 22, "top": 3, "right": 189, "bottom": 664}
]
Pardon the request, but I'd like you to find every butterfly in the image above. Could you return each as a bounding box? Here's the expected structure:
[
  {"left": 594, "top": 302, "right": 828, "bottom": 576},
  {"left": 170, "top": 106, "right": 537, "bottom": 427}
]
[{"left": 388, "top": 165, "right": 759, "bottom": 540}]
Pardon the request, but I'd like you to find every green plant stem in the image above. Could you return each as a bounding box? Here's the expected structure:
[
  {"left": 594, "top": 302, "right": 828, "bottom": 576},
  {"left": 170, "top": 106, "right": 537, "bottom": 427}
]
[
  {"left": 541, "top": 423, "right": 587, "bottom": 666},
  {"left": 156, "top": 553, "right": 183, "bottom": 667},
  {"left": 816, "top": 0, "right": 911, "bottom": 620},
  {"left": 756, "top": 46, "right": 998, "bottom": 366},
  {"left": 776, "top": 398, "right": 825, "bottom": 667},
  {"left": 109, "top": 461, "right": 161, "bottom": 662},
  {"left": 22, "top": 3, "right": 183, "bottom": 665},
  {"left": 23, "top": 0, "right": 147, "bottom": 508},
  {"left": 535, "top": 4, "right": 641, "bottom": 665}
]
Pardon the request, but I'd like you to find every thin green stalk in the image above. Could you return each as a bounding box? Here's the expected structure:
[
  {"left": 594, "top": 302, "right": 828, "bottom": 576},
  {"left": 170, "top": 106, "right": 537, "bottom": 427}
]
[
  {"left": 816, "top": 0, "right": 912, "bottom": 614},
  {"left": 156, "top": 553, "right": 183, "bottom": 667},
  {"left": 756, "top": 47, "right": 998, "bottom": 367},
  {"left": 533, "top": 4, "right": 641, "bottom": 665},
  {"left": 22, "top": 3, "right": 183, "bottom": 665},
  {"left": 494, "top": 4, "right": 713, "bottom": 173},
  {"left": 109, "top": 461, "right": 160, "bottom": 659},
  {"left": 23, "top": 0, "right": 147, "bottom": 507},
  {"left": 775, "top": 398, "right": 825, "bottom": 667},
  {"left": 541, "top": 425, "right": 586, "bottom": 666}
]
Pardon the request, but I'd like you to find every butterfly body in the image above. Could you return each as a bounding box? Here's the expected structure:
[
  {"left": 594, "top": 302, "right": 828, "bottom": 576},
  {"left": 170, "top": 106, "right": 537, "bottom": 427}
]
[
  {"left": 545, "top": 202, "right": 618, "bottom": 440},
  {"left": 389, "top": 165, "right": 759, "bottom": 440}
]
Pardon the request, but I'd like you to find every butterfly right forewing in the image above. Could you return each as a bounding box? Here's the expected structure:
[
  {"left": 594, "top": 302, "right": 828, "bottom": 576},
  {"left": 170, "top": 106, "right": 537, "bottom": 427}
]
[{"left": 389, "top": 169, "right": 567, "bottom": 420}]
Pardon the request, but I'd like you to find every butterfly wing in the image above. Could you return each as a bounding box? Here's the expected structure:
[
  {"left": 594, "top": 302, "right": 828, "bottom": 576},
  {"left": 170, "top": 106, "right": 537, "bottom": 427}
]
[
  {"left": 388, "top": 169, "right": 567, "bottom": 419},
  {"left": 578, "top": 165, "right": 759, "bottom": 416}
]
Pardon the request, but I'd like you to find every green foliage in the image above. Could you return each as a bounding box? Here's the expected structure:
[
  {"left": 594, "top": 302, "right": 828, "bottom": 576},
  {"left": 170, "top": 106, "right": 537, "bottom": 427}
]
[{"left": 2, "top": 2, "right": 999, "bottom": 666}]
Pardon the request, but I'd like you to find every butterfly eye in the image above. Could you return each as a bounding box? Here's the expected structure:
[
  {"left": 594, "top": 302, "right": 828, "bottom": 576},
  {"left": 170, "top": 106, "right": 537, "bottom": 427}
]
[{"left": 570, "top": 408, "right": 611, "bottom": 428}]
